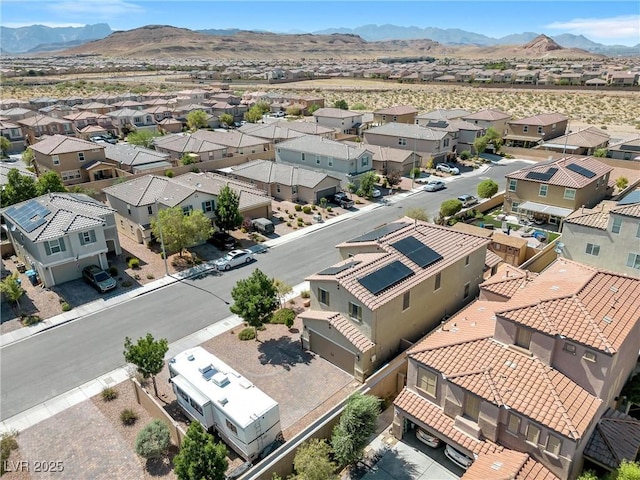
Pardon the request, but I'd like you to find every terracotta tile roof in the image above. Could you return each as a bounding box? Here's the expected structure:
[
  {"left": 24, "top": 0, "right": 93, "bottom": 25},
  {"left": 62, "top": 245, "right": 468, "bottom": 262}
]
[
  {"left": 408, "top": 300, "right": 498, "bottom": 352},
  {"left": 410, "top": 338, "right": 602, "bottom": 438},
  {"left": 29, "top": 134, "right": 104, "bottom": 155},
  {"left": 298, "top": 310, "right": 375, "bottom": 354},
  {"left": 549, "top": 127, "right": 610, "bottom": 149},
  {"left": 313, "top": 108, "right": 362, "bottom": 119},
  {"left": 394, "top": 388, "right": 501, "bottom": 456},
  {"left": 563, "top": 201, "right": 617, "bottom": 229},
  {"left": 506, "top": 156, "right": 612, "bottom": 188},
  {"left": 508, "top": 113, "right": 568, "bottom": 126},
  {"left": 584, "top": 409, "right": 640, "bottom": 470},
  {"left": 497, "top": 271, "right": 640, "bottom": 353},
  {"left": 613, "top": 202, "right": 640, "bottom": 218},
  {"left": 311, "top": 219, "right": 490, "bottom": 310},
  {"left": 343, "top": 142, "right": 414, "bottom": 164},
  {"left": 485, "top": 250, "right": 503, "bottom": 269},
  {"left": 462, "top": 450, "right": 558, "bottom": 480},
  {"left": 451, "top": 222, "right": 494, "bottom": 238},
  {"left": 462, "top": 108, "right": 511, "bottom": 122},
  {"left": 480, "top": 265, "right": 535, "bottom": 300},
  {"left": 374, "top": 105, "right": 418, "bottom": 116}
]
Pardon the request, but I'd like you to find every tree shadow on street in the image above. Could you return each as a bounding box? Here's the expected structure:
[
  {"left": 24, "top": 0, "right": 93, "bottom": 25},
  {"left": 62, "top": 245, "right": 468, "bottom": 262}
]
[{"left": 257, "top": 335, "right": 313, "bottom": 371}]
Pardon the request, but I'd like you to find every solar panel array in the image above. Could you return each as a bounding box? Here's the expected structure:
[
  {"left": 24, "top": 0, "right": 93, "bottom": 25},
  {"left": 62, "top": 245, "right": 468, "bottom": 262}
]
[
  {"left": 350, "top": 222, "right": 409, "bottom": 243},
  {"left": 525, "top": 167, "right": 558, "bottom": 182},
  {"left": 391, "top": 236, "right": 443, "bottom": 269},
  {"left": 5, "top": 201, "right": 51, "bottom": 233},
  {"left": 566, "top": 163, "right": 596, "bottom": 178},
  {"left": 358, "top": 260, "right": 414, "bottom": 295},
  {"left": 318, "top": 261, "right": 362, "bottom": 276},
  {"left": 618, "top": 191, "right": 640, "bottom": 206}
]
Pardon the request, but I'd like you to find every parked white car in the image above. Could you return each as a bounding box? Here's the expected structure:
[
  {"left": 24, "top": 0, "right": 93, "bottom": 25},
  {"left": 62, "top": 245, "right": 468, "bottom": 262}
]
[
  {"left": 214, "top": 249, "right": 255, "bottom": 271},
  {"left": 372, "top": 188, "right": 382, "bottom": 198},
  {"left": 436, "top": 163, "right": 460, "bottom": 175},
  {"left": 416, "top": 428, "right": 441, "bottom": 448},
  {"left": 444, "top": 444, "right": 474, "bottom": 470}
]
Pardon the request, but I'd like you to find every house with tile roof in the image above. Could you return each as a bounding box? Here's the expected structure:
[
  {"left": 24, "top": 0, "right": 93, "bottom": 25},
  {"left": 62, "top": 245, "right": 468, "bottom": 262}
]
[
  {"left": 190, "top": 129, "right": 271, "bottom": 155},
  {"left": 560, "top": 196, "right": 640, "bottom": 277},
  {"left": 103, "top": 173, "right": 271, "bottom": 244},
  {"left": 415, "top": 108, "right": 471, "bottom": 125},
  {"left": 106, "top": 108, "right": 156, "bottom": 137},
  {"left": 29, "top": 134, "right": 119, "bottom": 185},
  {"left": 0, "top": 118, "right": 26, "bottom": 154},
  {"left": 1, "top": 193, "right": 121, "bottom": 287},
  {"left": 393, "top": 258, "right": 640, "bottom": 479},
  {"left": 504, "top": 113, "right": 569, "bottom": 148},
  {"left": 299, "top": 218, "right": 492, "bottom": 381},
  {"left": 275, "top": 135, "right": 374, "bottom": 187},
  {"left": 103, "top": 144, "right": 173, "bottom": 174},
  {"left": 363, "top": 122, "right": 457, "bottom": 163},
  {"left": 153, "top": 133, "right": 228, "bottom": 162},
  {"left": 342, "top": 141, "right": 421, "bottom": 176},
  {"left": 606, "top": 136, "right": 640, "bottom": 162},
  {"left": 504, "top": 156, "right": 613, "bottom": 226},
  {"left": 17, "top": 114, "right": 75, "bottom": 145},
  {"left": 538, "top": 127, "right": 610, "bottom": 156},
  {"left": 373, "top": 105, "right": 418, "bottom": 125},
  {"left": 225, "top": 159, "right": 342, "bottom": 204},
  {"left": 312, "top": 108, "right": 364, "bottom": 135}
]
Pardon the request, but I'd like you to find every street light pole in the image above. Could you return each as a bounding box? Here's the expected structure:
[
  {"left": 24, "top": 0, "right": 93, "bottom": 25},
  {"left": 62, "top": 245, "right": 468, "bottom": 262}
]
[
  {"left": 412, "top": 131, "right": 417, "bottom": 190},
  {"left": 155, "top": 199, "right": 169, "bottom": 276}
]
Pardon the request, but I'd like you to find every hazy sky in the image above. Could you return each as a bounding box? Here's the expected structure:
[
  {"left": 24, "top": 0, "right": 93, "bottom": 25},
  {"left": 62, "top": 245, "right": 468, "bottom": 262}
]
[{"left": 2, "top": 1, "right": 639, "bottom": 46}]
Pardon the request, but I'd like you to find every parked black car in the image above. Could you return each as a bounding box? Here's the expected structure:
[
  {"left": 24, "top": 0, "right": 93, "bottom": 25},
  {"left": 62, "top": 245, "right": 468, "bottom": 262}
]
[
  {"left": 332, "top": 192, "right": 355, "bottom": 209},
  {"left": 207, "top": 231, "right": 236, "bottom": 250}
]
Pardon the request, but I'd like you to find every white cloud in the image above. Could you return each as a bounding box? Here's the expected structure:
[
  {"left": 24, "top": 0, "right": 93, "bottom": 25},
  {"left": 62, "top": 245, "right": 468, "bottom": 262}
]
[
  {"left": 47, "top": 0, "right": 144, "bottom": 19},
  {"left": 546, "top": 15, "right": 640, "bottom": 43}
]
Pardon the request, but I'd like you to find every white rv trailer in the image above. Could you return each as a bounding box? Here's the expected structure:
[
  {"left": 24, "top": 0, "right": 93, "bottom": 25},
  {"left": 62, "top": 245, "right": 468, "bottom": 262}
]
[{"left": 168, "top": 346, "right": 281, "bottom": 461}]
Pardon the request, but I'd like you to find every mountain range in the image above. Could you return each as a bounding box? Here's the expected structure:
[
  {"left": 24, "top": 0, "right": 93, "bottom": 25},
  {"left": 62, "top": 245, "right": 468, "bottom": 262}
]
[{"left": 0, "top": 23, "right": 637, "bottom": 56}]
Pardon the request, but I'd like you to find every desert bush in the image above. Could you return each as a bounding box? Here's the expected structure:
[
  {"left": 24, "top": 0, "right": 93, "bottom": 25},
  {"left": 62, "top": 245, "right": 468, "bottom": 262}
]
[
  {"left": 108, "top": 266, "right": 118, "bottom": 276},
  {"left": 301, "top": 289, "right": 311, "bottom": 299},
  {"left": 21, "top": 314, "right": 41, "bottom": 326},
  {"left": 61, "top": 302, "right": 72, "bottom": 312},
  {"left": 146, "top": 273, "right": 154, "bottom": 279},
  {"left": 0, "top": 431, "right": 19, "bottom": 475},
  {"left": 238, "top": 327, "right": 256, "bottom": 341},
  {"left": 271, "top": 308, "right": 296, "bottom": 327},
  {"left": 121, "top": 280, "right": 133, "bottom": 288},
  {"left": 102, "top": 387, "right": 118, "bottom": 402},
  {"left": 460, "top": 151, "right": 471, "bottom": 160},
  {"left": 135, "top": 419, "right": 171, "bottom": 460},
  {"left": 303, "top": 206, "right": 312, "bottom": 214},
  {"left": 164, "top": 170, "right": 174, "bottom": 178},
  {"left": 287, "top": 222, "right": 292, "bottom": 227},
  {"left": 294, "top": 204, "right": 302, "bottom": 212},
  {"left": 327, "top": 206, "right": 333, "bottom": 212},
  {"left": 128, "top": 257, "right": 140, "bottom": 269},
  {"left": 120, "top": 408, "right": 139, "bottom": 426}
]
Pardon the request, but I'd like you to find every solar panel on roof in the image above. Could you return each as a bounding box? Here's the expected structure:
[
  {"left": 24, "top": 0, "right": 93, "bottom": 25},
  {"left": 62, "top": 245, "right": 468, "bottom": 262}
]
[
  {"left": 525, "top": 167, "right": 558, "bottom": 182},
  {"left": 566, "top": 163, "right": 596, "bottom": 178},
  {"left": 318, "top": 261, "right": 361, "bottom": 276},
  {"left": 358, "top": 260, "right": 414, "bottom": 295},
  {"left": 391, "top": 236, "right": 443, "bottom": 269},
  {"left": 618, "top": 191, "right": 640, "bottom": 206},
  {"left": 350, "top": 222, "right": 409, "bottom": 243},
  {"left": 5, "top": 201, "right": 51, "bottom": 233}
]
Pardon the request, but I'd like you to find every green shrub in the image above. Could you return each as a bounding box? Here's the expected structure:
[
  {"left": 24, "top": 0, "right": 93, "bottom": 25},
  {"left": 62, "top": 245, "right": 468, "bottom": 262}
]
[
  {"left": 135, "top": 419, "right": 171, "bottom": 460},
  {"left": 301, "top": 289, "right": 311, "bottom": 299},
  {"left": 128, "top": 257, "right": 140, "bottom": 269},
  {"left": 108, "top": 266, "right": 118, "bottom": 276},
  {"left": 238, "top": 327, "right": 256, "bottom": 341},
  {"left": 460, "top": 150, "right": 471, "bottom": 160},
  {"left": 0, "top": 431, "right": 19, "bottom": 475},
  {"left": 311, "top": 204, "right": 317, "bottom": 210},
  {"left": 146, "top": 273, "right": 155, "bottom": 279},
  {"left": 286, "top": 221, "right": 292, "bottom": 227},
  {"left": 120, "top": 408, "right": 139, "bottom": 426},
  {"left": 61, "top": 302, "right": 72, "bottom": 312},
  {"left": 121, "top": 280, "right": 133, "bottom": 288},
  {"left": 302, "top": 206, "right": 312, "bottom": 214},
  {"left": 21, "top": 314, "right": 41, "bottom": 326},
  {"left": 347, "top": 182, "right": 356, "bottom": 193},
  {"left": 271, "top": 308, "right": 296, "bottom": 326},
  {"left": 327, "top": 206, "right": 333, "bottom": 212},
  {"left": 102, "top": 387, "right": 118, "bottom": 402},
  {"left": 294, "top": 204, "right": 303, "bottom": 212},
  {"left": 165, "top": 170, "right": 174, "bottom": 178}
]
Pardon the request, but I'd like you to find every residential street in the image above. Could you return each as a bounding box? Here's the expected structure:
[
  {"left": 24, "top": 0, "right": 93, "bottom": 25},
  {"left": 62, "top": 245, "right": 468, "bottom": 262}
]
[{"left": 0, "top": 161, "right": 530, "bottom": 421}]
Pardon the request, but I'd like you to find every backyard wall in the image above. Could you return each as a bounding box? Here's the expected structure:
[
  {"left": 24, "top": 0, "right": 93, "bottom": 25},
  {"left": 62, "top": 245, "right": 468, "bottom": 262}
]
[
  {"left": 502, "top": 147, "right": 563, "bottom": 161},
  {"left": 131, "top": 378, "right": 186, "bottom": 446},
  {"left": 519, "top": 238, "right": 559, "bottom": 273}
]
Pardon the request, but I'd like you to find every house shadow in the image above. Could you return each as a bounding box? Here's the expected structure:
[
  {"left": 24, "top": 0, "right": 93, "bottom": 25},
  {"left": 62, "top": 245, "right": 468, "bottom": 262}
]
[
  {"left": 348, "top": 447, "right": 420, "bottom": 480},
  {"left": 257, "top": 336, "right": 314, "bottom": 371}
]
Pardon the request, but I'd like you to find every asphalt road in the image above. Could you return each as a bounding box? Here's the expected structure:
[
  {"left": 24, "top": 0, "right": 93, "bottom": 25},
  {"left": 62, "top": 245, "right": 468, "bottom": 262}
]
[{"left": 0, "top": 161, "right": 529, "bottom": 420}]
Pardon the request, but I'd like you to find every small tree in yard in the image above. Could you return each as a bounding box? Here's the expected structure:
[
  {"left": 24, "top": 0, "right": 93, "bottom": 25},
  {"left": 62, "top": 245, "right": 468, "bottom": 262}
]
[
  {"left": 0, "top": 273, "right": 24, "bottom": 313},
  {"left": 356, "top": 171, "right": 377, "bottom": 198},
  {"left": 127, "top": 130, "right": 160, "bottom": 148},
  {"left": 151, "top": 207, "right": 213, "bottom": 258},
  {"left": 440, "top": 199, "right": 463, "bottom": 218},
  {"left": 473, "top": 136, "right": 489, "bottom": 156},
  {"left": 331, "top": 392, "right": 381, "bottom": 466},
  {"left": 1, "top": 168, "right": 37, "bottom": 207},
  {"left": 230, "top": 269, "right": 279, "bottom": 340},
  {"left": 405, "top": 207, "right": 429, "bottom": 222},
  {"left": 186, "top": 109, "right": 208, "bottom": 130},
  {"left": 244, "top": 106, "right": 263, "bottom": 123},
  {"left": 180, "top": 153, "right": 197, "bottom": 165},
  {"left": 616, "top": 176, "right": 629, "bottom": 191},
  {"left": 173, "top": 421, "right": 228, "bottom": 480},
  {"left": 386, "top": 171, "right": 401, "bottom": 189},
  {"left": 214, "top": 185, "right": 243, "bottom": 232},
  {"left": 21, "top": 147, "right": 34, "bottom": 167},
  {"left": 594, "top": 148, "right": 607, "bottom": 158},
  {"left": 333, "top": 99, "right": 349, "bottom": 110},
  {"left": 219, "top": 113, "right": 234, "bottom": 127},
  {"left": 36, "top": 170, "right": 67, "bottom": 195},
  {"left": 273, "top": 278, "right": 293, "bottom": 308},
  {"left": 124, "top": 333, "right": 169, "bottom": 397},
  {"left": 0, "top": 137, "right": 10, "bottom": 158},
  {"left": 485, "top": 127, "right": 503, "bottom": 152},
  {"left": 135, "top": 419, "right": 171, "bottom": 460},
  {"left": 293, "top": 438, "right": 338, "bottom": 480},
  {"left": 477, "top": 179, "right": 498, "bottom": 199}
]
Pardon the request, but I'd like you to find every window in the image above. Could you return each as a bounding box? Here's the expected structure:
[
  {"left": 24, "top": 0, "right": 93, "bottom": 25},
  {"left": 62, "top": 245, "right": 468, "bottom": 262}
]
[
  {"left": 61, "top": 170, "right": 81, "bottom": 181},
  {"left": 402, "top": 291, "right": 410, "bottom": 311},
  {"left": 612, "top": 217, "right": 622, "bottom": 234},
  {"left": 189, "top": 398, "right": 204, "bottom": 416},
  {"left": 563, "top": 343, "right": 576, "bottom": 354},
  {"left": 463, "top": 394, "right": 480, "bottom": 422},
  {"left": 45, "top": 238, "right": 66, "bottom": 255},
  {"left": 292, "top": 185, "right": 298, "bottom": 194},
  {"left": 182, "top": 205, "right": 193, "bottom": 215},
  {"left": 508, "top": 179, "right": 517, "bottom": 192},
  {"left": 276, "top": 184, "right": 281, "bottom": 193},
  {"left": 147, "top": 205, "right": 153, "bottom": 215},
  {"left": 328, "top": 157, "right": 333, "bottom": 167},
  {"left": 417, "top": 368, "right": 437, "bottom": 397},
  {"left": 627, "top": 253, "right": 640, "bottom": 270},
  {"left": 398, "top": 138, "right": 407, "bottom": 146},
  {"left": 526, "top": 424, "right": 540, "bottom": 445},
  {"left": 583, "top": 351, "right": 597, "bottom": 362},
  {"left": 564, "top": 188, "right": 576, "bottom": 200},
  {"left": 349, "top": 302, "right": 362, "bottom": 321},
  {"left": 516, "top": 327, "right": 532, "bottom": 349},
  {"left": 318, "top": 288, "right": 330, "bottom": 306},
  {"left": 52, "top": 155, "right": 60, "bottom": 165},
  {"left": 636, "top": 223, "right": 640, "bottom": 239},
  {"left": 465, "top": 255, "right": 470, "bottom": 266},
  {"left": 176, "top": 386, "right": 189, "bottom": 403},
  {"left": 463, "top": 282, "right": 470, "bottom": 299},
  {"left": 362, "top": 156, "right": 369, "bottom": 166},
  {"left": 507, "top": 413, "right": 520, "bottom": 434},
  {"left": 79, "top": 230, "right": 96, "bottom": 245},
  {"left": 392, "top": 116, "right": 397, "bottom": 122},
  {"left": 539, "top": 184, "right": 548, "bottom": 197},
  {"left": 77, "top": 152, "right": 85, "bottom": 162},
  {"left": 382, "top": 115, "right": 386, "bottom": 121},
  {"left": 512, "top": 202, "right": 519, "bottom": 212},
  {"left": 443, "top": 138, "right": 450, "bottom": 148},
  {"left": 585, "top": 243, "right": 600, "bottom": 256},
  {"left": 316, "top": 155, "right": 321, "bottom": 164},
  {"left": 225, "top": 419, "right": 238, "bottom": 434},
  {"left": 523, "top": 125, "right": 529, "bottom": 133},
  {"left": 537, "top": 126, "right": 544, "bottom": 134},
  {"left": 201, "top": 200, "right": 214, "bottom": 213},
  {"left": 546, "top": 435, "right": 562, "bottom": 456},
  {"left": 434, "top": 272, "right": 441, "bottom": 291}
]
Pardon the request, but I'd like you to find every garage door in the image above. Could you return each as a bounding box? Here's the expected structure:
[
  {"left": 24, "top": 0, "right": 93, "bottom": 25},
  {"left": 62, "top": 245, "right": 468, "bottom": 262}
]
[
  {"left": 309, "top": 332, "right": 355, "bottom": 375},
  {"left": 316, "top": 187, "right": 337, "bottom": 203}
]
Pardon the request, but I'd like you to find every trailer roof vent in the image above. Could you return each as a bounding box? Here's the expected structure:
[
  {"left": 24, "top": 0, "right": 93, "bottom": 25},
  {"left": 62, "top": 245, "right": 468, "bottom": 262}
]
[
  {"left": 212, "top": 372, "right": 230, "bottom": 387},
  {"left": 199, "top": 364, "right": 218, "bottom": 380},
  {"left": 239, "top": 379, "right": 253, "bottom": 389},
  {"left": 218, "top": 396, "right": 228, "bottom": 406},
  {"left": 187, "top": 354, "right": 195, "bottom": 361}
]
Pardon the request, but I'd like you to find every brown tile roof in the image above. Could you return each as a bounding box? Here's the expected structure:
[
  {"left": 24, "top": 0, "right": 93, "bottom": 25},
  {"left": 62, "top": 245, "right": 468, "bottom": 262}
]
[
  {"left": 451, "top": 222, "right": 493, "bottom": 238},
  {"left": 613, "top": 202, "right": 640, "bottom": 219},
  {"left": 30, "top": 134, "right": 104, "bottom": 155},
  {"left": 506, "top": 156, "right": 613, "bottom": 188},
  {"left": 508, "top": 113, "right": 568, "bottom": 126},
  {"left": 491, "top": 232, "right": 528, "bottom": 249},
  {"left": 485, "top": 250, "right": 503, "bottom": 269},
  {"left": 584, "top": 409, "right": 640, "bottom": 470},
  {"left": 394, "top": 388, "right": 501, "bottom": 455},
  {"left": 374, "top": 105, "right": 418, "bottom": 116},
  {"left": 17, "top": 114, "right": 70, "bottom": 127},
  {"left": 497, "top": 271, "right": 640, "bottom": 353},
  {"left": 480, "top": 265, "right": 535, "bottom": 300},
  {"left": 462, "top": 450, "right": 558, "bottom": 480},
  {"left": 563, "top": 201, "right": 617, "bottom": 229},
  {"left": 312, "top": 219, "right": 490, "bottom": 310},
  {"left": 410, "top": 338, "right": 602, "bottom": 438},
  {"left": 298, "top": 310, "right": 375, "bottom": 354},
  {"left": 550, "top": 127, "right": 610, "bottom": 149},
  {"left": 343, "top": 142, "right": 413, "bottom": 164},
  {"left": 462, "top": 108, "right": 511, "bottom": 122}
]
